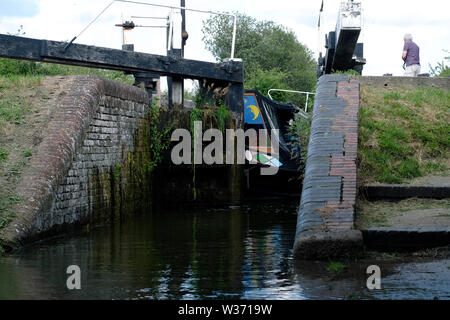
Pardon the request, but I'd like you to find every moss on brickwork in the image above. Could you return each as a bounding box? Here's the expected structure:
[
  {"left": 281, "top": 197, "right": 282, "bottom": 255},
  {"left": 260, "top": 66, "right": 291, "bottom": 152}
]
[
  {"left": 0, "top": 74, "right": 241, "bottom": 248},
  {"left": 118, "top": 107, "right": 156, "bottom": 217},
  {"left": 88, "top": 101, "right": 176, "bottom": 222},
  {"left": 153, "top": 104, "right": 241, "bottom": 204},
  {"left": 0, "top": 76, "right": 155, "bottom": 248}
]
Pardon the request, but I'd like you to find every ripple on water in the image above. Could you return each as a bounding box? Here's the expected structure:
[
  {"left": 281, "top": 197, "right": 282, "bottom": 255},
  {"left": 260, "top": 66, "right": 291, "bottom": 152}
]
[{"left": 0, "top": 200, "right": 449, "bottom": 300}]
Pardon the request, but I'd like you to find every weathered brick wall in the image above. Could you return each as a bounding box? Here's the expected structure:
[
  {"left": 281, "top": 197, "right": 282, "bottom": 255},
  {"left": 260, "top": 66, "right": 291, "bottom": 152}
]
[
  {"left": 1, "top": 76, "right": 152, "bottom": 249},
  {"left": 293, "top": 75, "right": 364, "bottom": 260},
  {"left": 38, "top": 95, "right": 150, "bottom": 230}
]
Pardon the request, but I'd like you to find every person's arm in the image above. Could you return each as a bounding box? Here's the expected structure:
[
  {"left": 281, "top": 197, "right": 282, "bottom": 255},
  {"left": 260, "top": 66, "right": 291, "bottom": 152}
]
[{"left": 402, "top": 42, "right": 409, "bottom": 61}]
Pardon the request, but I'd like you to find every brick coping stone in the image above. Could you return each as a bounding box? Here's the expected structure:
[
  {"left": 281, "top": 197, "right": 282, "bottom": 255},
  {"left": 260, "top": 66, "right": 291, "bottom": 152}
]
[{"left": 350, "top": 75, "right": 450, "bottom": 90}]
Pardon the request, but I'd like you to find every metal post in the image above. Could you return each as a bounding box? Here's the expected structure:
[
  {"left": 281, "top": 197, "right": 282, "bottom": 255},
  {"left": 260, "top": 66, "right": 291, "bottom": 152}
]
[
  {"left": 167, "top": 7, "right": 184, "bottom": 108},
  {"left": 305, "top": 92, "right": 310, "bottom": 112},
  {"left": 181, "top": 0, "right": 186, "bottom": 54},
  {"left": 167, "top": 11, "right": 173, "bottom": 52},
  {"left": 267, "top": 89, "right": 315, "bottom": 114},
  {"left": 231, "top": 15, "right": 237, "bottom": 60}
]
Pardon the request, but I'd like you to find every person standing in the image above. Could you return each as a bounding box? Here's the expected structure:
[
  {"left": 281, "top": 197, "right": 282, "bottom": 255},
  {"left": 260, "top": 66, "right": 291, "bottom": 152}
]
[{"left": 402, "top": 33, "right": 421, "bottom": 77}]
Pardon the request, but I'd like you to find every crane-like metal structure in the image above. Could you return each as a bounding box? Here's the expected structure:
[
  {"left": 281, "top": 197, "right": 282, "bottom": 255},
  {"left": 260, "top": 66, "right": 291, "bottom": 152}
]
[{"left": 317, "top": 0, "right": 366, "bottom": 77}]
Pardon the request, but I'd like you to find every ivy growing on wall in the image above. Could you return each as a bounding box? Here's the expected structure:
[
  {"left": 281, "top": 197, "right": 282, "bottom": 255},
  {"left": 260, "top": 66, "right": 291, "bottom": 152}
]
[{"left": 146, "top": 99, "right": 173, "bottom": 174}]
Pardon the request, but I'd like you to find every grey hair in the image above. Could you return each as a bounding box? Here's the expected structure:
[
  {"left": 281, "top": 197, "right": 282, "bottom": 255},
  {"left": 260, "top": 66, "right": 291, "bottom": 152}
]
[{"left": 404, "top": 33, "right": 413, "bottom": 41}]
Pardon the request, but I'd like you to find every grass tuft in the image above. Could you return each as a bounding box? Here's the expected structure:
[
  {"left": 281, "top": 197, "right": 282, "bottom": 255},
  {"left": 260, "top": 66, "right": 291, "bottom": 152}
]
[{"left": 328, "top": 260, "right": 345, "bottom": 276}]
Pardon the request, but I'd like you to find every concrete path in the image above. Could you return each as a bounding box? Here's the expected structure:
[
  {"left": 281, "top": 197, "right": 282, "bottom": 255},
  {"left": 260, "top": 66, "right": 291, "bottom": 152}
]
[{"left": 389, "top": 208, "right": 450, "bottom": 227}]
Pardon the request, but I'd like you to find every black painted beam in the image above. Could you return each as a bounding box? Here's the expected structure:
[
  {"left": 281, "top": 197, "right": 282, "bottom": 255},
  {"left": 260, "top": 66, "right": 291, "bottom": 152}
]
[
  {"left": 323, "top": 32, "right": 336, "bottom": 74},
  {"left": 332, "top": 28, "right": 360, "bottom": 71},
  {"left": 0, "top": 34, "right": 243, "bottom": 83}
]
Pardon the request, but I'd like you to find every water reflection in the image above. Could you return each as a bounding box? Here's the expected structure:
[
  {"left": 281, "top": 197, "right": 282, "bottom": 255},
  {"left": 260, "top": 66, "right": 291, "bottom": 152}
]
[{"left": 0, "top": 200, "right": 448, "bottom": 300}]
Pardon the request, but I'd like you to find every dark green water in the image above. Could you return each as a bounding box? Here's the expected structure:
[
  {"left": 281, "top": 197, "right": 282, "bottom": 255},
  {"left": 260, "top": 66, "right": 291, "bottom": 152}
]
[{"left": 0, "top": 200, "right": 449, "bottom": 300}]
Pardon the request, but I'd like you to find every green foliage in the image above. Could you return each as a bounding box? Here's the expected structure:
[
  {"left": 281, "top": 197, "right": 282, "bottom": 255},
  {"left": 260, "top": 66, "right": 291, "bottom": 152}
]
[
  {"left": 287, "top": 113, "right": 311, "bottom": 178},
  {"left": 189, "top": 81, "right": 232, "bottom": 131},
  {"left": 216, "top": 100, "right": 230, "bottom": 133},
  {"left": 439, "top": 67, "right": 450, "bottom": 77},
  {"left": 332, "top": 69, "right": 360, "bottom": 76},
  {"left": 359, "top": 87, "right": 450, "bottom": 184},
  {"left": 184, "top": 89, "right": 197, "bottom": 101},
  {"left": 186, "top": 103, "right": 231, "bottom": 200},
  {"left": 203, "top": 12, "right": 272, "bottom": 63},
  {"left": 0, "top": 59, "right": 44, "bottom": 76},
  {"left": 189, "top": 108, "right": 204, "bottom": 133},
  {"left": 0, "top": 98, "right": 28, "bottom": 125},
  {"left": 6, "top": 160, "right": 26, "bottom": 177},
  {"left": 0, "top": 58, "right": 134, "bottom": 84},
  {"left": 244, "top": 68, "right": 289, "bottom": 101},
  {"left": 23, "top": 150, "right": 32, "bottom": 158},
  {"left": 0, "top": 74, "right": 36, "bottom": 233},
  {"left": 0, "top": 189, "right": 20, "bottom": 232},
  {"left": 328, "top": 260, "right": 345, "bottom": 276},
  {"left": 193, "top": 87, "right": 211, "bottom": 108},
  {"left": 146, "top": 100, "right": 173, "bottom": 174},
  {"left": 1, "top": 26, "right": 132, "bottom": 82},
  {"left": 114, "top": 164, "right": 121, "bottom": 182},
  {"left": 202, "top": 12, "right": 317, "bottom": 106},
  {"left": 429, "top": 49, "right": 450, "bottom": 77},
  {"left": 0, "top": 148, "right": 8, "bottom": 162}
]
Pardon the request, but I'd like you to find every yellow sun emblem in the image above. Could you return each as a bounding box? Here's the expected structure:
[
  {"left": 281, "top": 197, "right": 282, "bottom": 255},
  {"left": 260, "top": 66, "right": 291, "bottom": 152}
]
[{"left": 247, "top": 105, "right": 260, "bottom": 121}]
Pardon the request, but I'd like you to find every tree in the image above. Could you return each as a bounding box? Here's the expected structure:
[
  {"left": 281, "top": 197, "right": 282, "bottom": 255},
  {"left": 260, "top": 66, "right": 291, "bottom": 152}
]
[
  {"left": 429, "top": 49, "right": 450, "bottom": 77},
  {"left": 202, "top": 12, "right": 317, "bottom": 105},
  {"left": 244, "top": 68, "right": 289, "bottom": 101}
]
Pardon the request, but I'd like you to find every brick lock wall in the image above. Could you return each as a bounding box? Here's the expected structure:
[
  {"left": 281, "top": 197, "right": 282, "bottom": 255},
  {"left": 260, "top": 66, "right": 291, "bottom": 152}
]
[
  {"left": 37, "top": 96, "right": 149, "bottom": 231},
  {"left": 325, "top": 80, "right": 359, "bottom": 230},
  {"left": 1, "top": 76, "right": 152, "bottom": 249},
  {"left": 293, "top": 75, "right": 363, "bottom": 260}
]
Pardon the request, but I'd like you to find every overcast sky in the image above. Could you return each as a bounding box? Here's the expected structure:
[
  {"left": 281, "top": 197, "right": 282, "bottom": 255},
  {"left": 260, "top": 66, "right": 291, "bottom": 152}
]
[{"left": 0, "top": 0, "right": 449, "bottom": 82}]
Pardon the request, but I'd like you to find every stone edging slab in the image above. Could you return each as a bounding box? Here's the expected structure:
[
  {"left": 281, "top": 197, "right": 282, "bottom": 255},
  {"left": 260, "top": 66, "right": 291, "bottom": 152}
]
[
  {"left": 362, "top": 227, "right": 450, "bottom": 251},
  {"left": 360, "top": 185, "right": 450, "bottom": 200}
]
